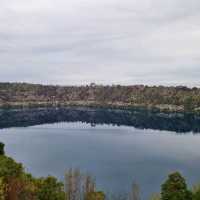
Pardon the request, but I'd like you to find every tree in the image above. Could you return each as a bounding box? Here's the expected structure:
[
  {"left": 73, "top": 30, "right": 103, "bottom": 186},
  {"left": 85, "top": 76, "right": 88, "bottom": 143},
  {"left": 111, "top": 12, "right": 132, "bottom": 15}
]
[
  {"left": 36, "top": 176, "right": 65, "bottom": 200},
  {"left": 83, "top": 174, "right": 96, "bottom": 199},
  {"left": 0, "top": 156, "right": 23, "bottom": 179},
  {"left": 0, "top": 144, "right": 68, "bottom": 200},
  {"left": 161, "top": 172, "right": 192, "bottom": 200},
  {"left": 0, "top": 143, "right": 5, "bottom": 155},
  {"left": 183, "top": 96, "right": 194, "bottom": 112},
  {"left": 65, "top": 168, "right": 81, "bottom": 200},
  {"left": 65, "top": 169, "right": 96, "bottom": 200},
  {"left": 129, "top": 182, "right": 140, "bottom": 200},
  {"left": 0, "top": 156, "right": 24, "bottom": 200}
]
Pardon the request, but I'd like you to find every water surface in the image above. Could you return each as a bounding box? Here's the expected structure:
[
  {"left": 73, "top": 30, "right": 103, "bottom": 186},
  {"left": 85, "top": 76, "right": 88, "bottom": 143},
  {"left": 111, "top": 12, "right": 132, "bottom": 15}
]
[{"left": 0, "top": 107, "right": 200, "bottom": 199}]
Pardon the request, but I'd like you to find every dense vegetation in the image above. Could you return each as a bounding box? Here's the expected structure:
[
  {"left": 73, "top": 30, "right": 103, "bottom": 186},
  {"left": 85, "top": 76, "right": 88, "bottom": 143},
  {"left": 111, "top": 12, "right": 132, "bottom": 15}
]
[
  {"left": 0, "top": 143, "right": 104, "bottom": 200},
  {"left": 0, "top": 82, "right": 200, "bottom": 113},
  {"left": 1, "top": 142, "right": 200, "bottom": 200}
]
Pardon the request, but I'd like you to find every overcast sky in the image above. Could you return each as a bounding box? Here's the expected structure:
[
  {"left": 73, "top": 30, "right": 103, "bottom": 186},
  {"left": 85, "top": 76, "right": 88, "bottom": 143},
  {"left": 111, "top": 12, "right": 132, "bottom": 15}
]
[{"left": 0, "top": 0, "right": 200, "bottom": 86}]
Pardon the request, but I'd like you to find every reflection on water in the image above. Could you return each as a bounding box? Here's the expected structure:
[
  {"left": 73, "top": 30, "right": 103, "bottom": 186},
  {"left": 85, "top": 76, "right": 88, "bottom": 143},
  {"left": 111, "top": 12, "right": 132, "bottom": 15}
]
[
  {"left": 0, "top": 107, "right": 200, "bottom": 199},
  {"left": 0, "top": 107, "right": 200, "bottom": 132}
]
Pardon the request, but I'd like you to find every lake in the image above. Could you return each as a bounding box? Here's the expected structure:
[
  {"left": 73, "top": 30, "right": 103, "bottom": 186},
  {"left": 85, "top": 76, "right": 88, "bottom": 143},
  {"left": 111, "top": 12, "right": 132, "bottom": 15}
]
[{"left": 0, "top": 107, "right": 200, "bottom": 199}]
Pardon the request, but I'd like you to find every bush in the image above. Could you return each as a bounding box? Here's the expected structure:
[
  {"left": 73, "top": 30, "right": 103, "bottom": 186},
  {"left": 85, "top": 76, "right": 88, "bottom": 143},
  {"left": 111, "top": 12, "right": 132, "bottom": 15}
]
[
  {"left": 161, "top": 172, "right": 192, "bottom": 200},
  {"left": 85, "top": 191, "right": 105, "bottom": 200},
  {"left": 149, "top": 193, "right": 161, "bottom": 200},
  {"left": 35, "top": 176, "right": 65, "bottom": 200},
  {"left": 192, "top": 184, "right": 200, "bottom": 200}
]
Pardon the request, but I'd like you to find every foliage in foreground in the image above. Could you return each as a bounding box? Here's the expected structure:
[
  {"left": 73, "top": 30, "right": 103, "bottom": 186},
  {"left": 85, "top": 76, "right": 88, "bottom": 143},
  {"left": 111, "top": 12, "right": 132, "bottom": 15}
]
[
  {"left": 0, "top": 142, "right": 104, "bottom": 200},
  {"left": 1, "top": 142, "right": 200, "bottom": 200},
  {"left": 161, "top": 172, "right": 192, "bottom": 200}
]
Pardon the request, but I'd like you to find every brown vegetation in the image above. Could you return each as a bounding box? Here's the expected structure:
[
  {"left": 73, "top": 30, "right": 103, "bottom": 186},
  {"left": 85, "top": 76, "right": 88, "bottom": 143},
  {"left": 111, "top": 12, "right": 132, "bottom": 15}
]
[{"left": 0, "top": 82, "right": 200, "bottom": 113}]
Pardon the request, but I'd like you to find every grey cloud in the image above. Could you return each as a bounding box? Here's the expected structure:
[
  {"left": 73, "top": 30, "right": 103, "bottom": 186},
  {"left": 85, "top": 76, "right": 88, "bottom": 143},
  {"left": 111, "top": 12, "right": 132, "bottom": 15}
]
[{"left": 0, "top": 0, "right": 200, "bottom": 86}]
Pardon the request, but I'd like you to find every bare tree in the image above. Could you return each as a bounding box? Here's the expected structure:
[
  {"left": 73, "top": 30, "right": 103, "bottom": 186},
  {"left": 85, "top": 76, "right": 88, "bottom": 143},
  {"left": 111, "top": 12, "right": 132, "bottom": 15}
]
[
  {"left": 64, "top": 169, "right": 96, "bottom": 200},
  {"left": 65, "top": 168, "right": 73, "bottom": 200},
  {"left": 83, "top": 173, "right": 96, "bottom": 199},
  {"left": 129, "top": 182, "right": 140, "bottom": 200}
]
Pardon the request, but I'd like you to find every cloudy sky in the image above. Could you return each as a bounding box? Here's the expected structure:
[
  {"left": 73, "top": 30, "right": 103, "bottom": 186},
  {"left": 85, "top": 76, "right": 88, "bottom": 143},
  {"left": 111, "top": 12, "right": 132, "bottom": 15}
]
[{"left": 0, "top": 0, "right": 200, "bottom": 86}]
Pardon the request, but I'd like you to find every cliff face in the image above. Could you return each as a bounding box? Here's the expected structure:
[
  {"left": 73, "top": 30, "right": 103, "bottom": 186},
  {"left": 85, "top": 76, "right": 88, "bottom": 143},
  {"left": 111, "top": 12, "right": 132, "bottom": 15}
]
[{"left": 0, "top": 82, "right": 200, "bottom": 112}]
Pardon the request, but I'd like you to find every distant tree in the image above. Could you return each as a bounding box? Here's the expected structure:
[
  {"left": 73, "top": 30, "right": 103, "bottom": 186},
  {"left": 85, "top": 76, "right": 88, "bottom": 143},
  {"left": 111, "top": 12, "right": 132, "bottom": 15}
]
[
  {"left": 183, "top": 96, "right": 194, "bottom": 112},
  {"left": 161, "top": 172, "right": 192, "bottom": 200}
]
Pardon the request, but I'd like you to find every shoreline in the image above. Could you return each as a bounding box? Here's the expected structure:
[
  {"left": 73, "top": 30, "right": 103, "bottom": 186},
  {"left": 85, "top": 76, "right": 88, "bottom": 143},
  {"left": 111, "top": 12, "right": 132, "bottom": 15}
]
[{"left": 0, "top": 101, "right": 199, "bottom": 115}]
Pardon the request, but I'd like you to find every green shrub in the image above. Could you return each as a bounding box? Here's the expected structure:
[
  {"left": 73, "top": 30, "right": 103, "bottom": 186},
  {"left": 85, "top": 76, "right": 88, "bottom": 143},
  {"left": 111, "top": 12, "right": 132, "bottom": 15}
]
[{"left": 161, "top": 172, "right": 192, "bottom": 200}]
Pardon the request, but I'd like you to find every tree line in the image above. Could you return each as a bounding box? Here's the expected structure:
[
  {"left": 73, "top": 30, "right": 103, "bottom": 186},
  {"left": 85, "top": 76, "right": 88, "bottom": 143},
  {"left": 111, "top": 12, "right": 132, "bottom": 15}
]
[
  {"left": 0, "top": 83, "right": 200, "bottom": 113},
  {"left": 1, "top": 142, "right": 200, "bottom": 200}
]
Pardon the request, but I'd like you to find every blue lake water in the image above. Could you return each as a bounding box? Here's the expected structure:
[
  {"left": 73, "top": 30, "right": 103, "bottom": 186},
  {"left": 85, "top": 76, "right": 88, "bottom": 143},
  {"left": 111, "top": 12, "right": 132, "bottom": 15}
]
[{"left": 0, "top": 107, "right": 200, "bottom": 199}]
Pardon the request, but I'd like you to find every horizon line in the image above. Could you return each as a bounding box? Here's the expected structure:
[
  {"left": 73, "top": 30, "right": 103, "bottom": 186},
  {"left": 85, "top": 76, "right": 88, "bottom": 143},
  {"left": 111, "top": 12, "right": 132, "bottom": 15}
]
[{"left": 0, "top": 81, "right": 199, "bottom": 89}]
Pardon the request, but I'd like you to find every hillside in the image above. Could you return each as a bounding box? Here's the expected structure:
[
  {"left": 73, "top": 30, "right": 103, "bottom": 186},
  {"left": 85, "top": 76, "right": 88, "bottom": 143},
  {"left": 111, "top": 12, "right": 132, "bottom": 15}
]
[{"left": 0, "top": 82, "right": 200, "bottom": 113}]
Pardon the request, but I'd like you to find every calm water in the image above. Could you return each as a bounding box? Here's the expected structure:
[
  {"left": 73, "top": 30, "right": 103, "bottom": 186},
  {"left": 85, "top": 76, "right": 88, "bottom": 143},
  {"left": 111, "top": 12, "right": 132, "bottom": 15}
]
[{"left": 0, "top": 107, "right": 200, "bottom": 199}]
